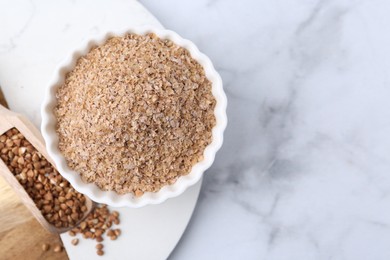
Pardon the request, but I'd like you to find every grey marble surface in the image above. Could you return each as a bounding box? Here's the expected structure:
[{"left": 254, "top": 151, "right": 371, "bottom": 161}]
[
  {"left": 2, "top": 0, "right": 390, "bottom": 259},
  {"left": 140, "top": 0, "right": 390, "bottom": 259}
]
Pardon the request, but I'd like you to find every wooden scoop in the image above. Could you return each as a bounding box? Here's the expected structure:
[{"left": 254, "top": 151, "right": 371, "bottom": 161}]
[{"left": 0, "top": 104, "right": 94, "bottom": 233}]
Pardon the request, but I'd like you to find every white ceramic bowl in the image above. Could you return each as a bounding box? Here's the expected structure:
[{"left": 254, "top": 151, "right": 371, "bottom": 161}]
[{"left": 41, "top": 27, "right": 227, "bottom": 208}]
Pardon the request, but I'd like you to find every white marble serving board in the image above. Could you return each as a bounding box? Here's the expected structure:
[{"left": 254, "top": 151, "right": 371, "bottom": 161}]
[{"left": 0, "top": 1, "right": 201, "bottom": 259}]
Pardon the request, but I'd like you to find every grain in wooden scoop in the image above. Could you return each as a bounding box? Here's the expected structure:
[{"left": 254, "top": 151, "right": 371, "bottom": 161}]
[{"left": 0, "top": 128, "right": 87, "bottom": 228}]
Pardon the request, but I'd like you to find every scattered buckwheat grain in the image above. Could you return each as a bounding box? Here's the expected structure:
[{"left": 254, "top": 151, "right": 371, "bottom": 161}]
[
  {"left": 53, "top": 244, "right": 63, "bottom": 253},
  {"left": 42, "top": 243, "right": 50, "bottom": 252},
  {"left": 69, "top": 204, "right": 120, "bottom": 256},
  {"left": 71, "top": 238, "right": 79, "bottom": 246}
]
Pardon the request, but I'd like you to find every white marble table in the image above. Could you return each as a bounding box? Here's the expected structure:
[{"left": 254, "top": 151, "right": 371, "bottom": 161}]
[
  {"left": 140, "top": 0, "right": 390, "bottom": 259},
  {"left": 2, "top": 0, "right": 390, "bottom": 259}
]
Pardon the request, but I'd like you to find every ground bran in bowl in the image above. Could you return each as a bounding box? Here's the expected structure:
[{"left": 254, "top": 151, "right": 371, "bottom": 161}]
[{"left": 55, "top": 33, "right": 216, "bottom": 197}]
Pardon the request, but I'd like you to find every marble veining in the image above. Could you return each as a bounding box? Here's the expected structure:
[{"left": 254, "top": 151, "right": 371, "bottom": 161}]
[
  {"left": 142, "top": 0, "right": 390, "bottom": 259},
  {"left": 2, "top": 0, "right": 390, "bottom": 259}
]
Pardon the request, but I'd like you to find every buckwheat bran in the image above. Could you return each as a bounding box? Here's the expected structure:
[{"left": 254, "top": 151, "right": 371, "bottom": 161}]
[{"left": 55, "top": 33, "right": 216, "bottom": 196}]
